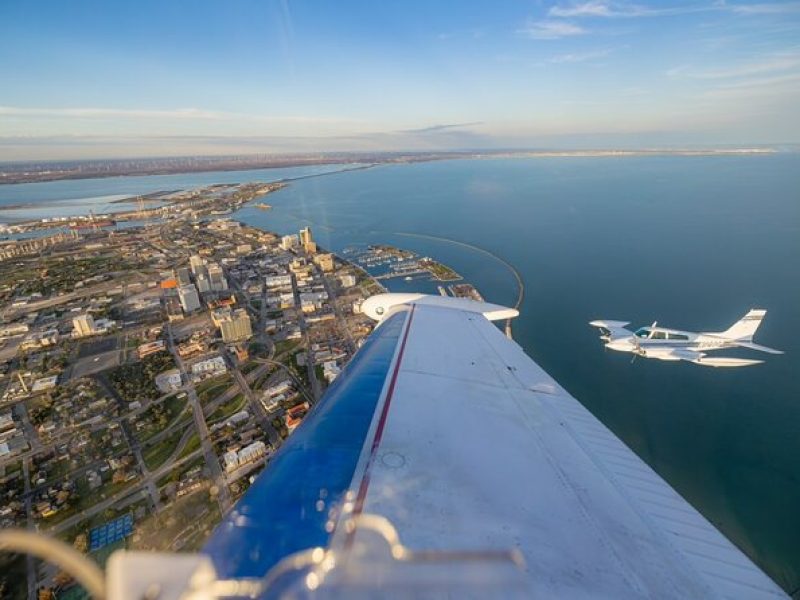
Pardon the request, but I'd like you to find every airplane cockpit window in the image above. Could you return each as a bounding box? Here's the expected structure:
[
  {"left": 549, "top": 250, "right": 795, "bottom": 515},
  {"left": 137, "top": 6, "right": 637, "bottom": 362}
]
[
  {"left": 635, "top": 328, "right": 650, "bottom": 338},
  {"left": 651, "top": 331, "right": 667, "bottom": 340}
]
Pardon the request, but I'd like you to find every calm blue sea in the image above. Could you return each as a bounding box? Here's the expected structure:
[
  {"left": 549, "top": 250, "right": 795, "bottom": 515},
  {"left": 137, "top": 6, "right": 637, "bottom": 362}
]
[
  {"left": 234, "top": 156, "right": 800, "bottom": 593},
  {"left": 3, "top": 156, "right": 799, "bottom": 592}
]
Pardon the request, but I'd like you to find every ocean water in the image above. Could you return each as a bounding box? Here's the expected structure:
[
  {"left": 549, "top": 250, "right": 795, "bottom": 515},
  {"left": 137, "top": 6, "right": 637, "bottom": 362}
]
[
  {"left": 233, "top": 156, "right": 800, "bottom": 593},
  {"left": 3, "top": 156, "right": 799, "bottom": 592}
]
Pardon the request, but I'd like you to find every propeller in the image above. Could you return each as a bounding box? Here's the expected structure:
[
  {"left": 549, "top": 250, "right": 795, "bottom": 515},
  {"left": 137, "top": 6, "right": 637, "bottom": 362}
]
[{"left": 630, "top": 330, "right": 650, "bottom": 363}]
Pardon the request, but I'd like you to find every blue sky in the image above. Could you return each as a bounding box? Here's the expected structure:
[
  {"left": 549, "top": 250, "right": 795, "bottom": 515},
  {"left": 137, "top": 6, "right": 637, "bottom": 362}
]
[{"left": 1, "top": 0, "right": 799, "bottom": 159}]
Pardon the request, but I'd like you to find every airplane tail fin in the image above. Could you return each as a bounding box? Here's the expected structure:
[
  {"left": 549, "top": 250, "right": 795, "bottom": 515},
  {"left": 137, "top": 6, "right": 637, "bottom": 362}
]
[{"left": 719, "top": 309, "right": 767, "bottom": 341}]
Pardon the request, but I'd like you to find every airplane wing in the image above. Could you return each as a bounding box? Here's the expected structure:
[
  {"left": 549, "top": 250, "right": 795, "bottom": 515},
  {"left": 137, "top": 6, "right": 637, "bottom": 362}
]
[
  {"left": 654, "top": 347, "right": 765, "bottom": 368},
  {"left": 589, "top": 319, "right": 631, "bottom": 339},
  {"left": 112, "top": 297, "right": 786, "bottom": 598}
]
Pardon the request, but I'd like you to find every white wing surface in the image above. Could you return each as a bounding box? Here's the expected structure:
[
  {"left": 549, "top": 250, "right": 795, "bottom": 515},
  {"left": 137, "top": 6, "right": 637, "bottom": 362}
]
[{"left": 334, "top": 301, "right": 785, "bottom": 598}]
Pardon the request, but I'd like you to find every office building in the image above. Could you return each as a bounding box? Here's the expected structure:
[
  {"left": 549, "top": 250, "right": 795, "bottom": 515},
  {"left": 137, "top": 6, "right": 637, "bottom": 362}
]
[
  {"left": 178, "top": 284, "right": 201, "bottom": 313},
  {"left": 218, "top": 309, "right": 253, "bottom": 343},
  {"left": 208, "top": 263, "right": 229, "bottom": 292},
  {"left": 176, "top": 267, "right": 192, "bottom": 286},
  {"left": 281, "top": 234, "right": 299, "bottom": 251},
  {"left": 314, "top": 253, "right": 335, "bottom": 273},
  {"left": 189, "top": 255, "right": 206, "bottom": 275},
  {"left": 72, "top": 314, "right": 96, "bottom": 337},
  {"left": 300, "top": 226, "right": 317, "bottom": 254}
]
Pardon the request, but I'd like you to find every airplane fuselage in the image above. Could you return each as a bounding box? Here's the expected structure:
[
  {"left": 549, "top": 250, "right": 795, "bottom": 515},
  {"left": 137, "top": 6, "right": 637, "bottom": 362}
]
[
  {"left": 606, "top": 329, "right": 741, "bottom": 356},
  {"left": 591, "top": 310, "right": 781, "bottom": 367}
]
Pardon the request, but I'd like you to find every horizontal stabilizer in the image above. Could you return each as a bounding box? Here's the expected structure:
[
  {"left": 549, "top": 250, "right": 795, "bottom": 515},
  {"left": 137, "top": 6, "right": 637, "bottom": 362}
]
[
  {"left": 693, "top": 356, "right": 764, "bottom": 368},
  {"left": 734, "top": 341, "right": 783, "bottom": 355}
]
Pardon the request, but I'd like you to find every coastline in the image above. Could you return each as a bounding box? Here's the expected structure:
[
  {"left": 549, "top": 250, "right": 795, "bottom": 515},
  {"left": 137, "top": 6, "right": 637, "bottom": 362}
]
[{"left": 0, "top": 148, "right": 781, "bottom": 185}]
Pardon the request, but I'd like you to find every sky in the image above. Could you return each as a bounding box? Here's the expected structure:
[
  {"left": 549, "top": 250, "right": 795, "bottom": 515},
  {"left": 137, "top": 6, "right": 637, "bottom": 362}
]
[{"left": 1, "top": 0, "right": 799, "bottom": 160}]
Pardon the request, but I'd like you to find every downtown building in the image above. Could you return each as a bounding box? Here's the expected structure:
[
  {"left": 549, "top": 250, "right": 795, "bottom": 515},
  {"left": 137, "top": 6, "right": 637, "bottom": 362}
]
[
  {"left": 178, "top": 284, "right": 201, "bottom": 313},
  {"left": 217, "top": 308, "right": 253, "bottom": 343}
]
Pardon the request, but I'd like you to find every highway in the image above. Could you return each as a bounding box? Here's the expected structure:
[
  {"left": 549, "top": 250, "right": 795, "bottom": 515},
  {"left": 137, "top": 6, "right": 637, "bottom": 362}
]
[{"left": 165, "top": 322, "right": 232, "bottom": 514}]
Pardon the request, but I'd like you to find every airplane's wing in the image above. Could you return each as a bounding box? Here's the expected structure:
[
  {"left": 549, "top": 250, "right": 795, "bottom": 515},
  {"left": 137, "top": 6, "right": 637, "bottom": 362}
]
[
  {"left": 653, "top": 347, "right": 765, "bottom": 368},
  {"left": 193, "top": 298, "right": 786, "bottom": 598},
  {"left": 589, "top": 319, "right": 631, "bottom": 339}
]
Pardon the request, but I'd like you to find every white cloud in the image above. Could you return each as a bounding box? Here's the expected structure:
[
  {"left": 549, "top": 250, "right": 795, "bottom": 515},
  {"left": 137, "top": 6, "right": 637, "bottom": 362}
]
[
  {"left": 549, "top": 1, "right": 616, "bottom": 17},
  {"left": 519, "top": 20, "right": 587, "bottom": 39},
  {"left": 548, "top": 48, "right": 613, "bottom": 63},
  {"left": 0, "top": 106, "right": 357, "bottom": 125},
  {"left": 667, "top": 53, "right": 800, "bottom": 79},
  {"left": 729, "top": 2, "right": 800, "bottom": 15},
  {"left": 547, "top": 1, "right": 800, "bottom": 19},
  {"left": 548, "top": 1, "right": 701, "bottom": 18}
]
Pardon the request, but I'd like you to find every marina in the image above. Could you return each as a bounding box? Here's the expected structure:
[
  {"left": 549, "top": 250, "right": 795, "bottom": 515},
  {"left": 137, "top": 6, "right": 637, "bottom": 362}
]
[{"left": 346, "top": 244, "right": 462, "bottom": 282}]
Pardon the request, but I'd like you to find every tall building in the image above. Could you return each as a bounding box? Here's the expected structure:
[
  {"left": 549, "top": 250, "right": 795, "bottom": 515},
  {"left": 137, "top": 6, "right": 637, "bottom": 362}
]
[
  {"left": 196, "top": 274, "right": 211, "bottom": 294},
  {"left": 281, "top": 234, "right": 299, "bottom": 251},
  {"left": 176, "top": 267, "right": 192, "bottom": 286},
  {"left": 178, "top": 284, "right": 201, "bottom": 313},
  {"left": 218, "top": 309, "right": 253, "bottom": 343},
  {"left": 314, "top": 253, "right": 335, "bottom": 273},
  {"left": 72, "top": 314, "right": 96, "bottom": 337},
  {"left": 207, "top": 263, "right": 229, "bottom": 292},
  {"left": 189, "top": 255, "right": 206, "bottom": 275},
  {"left": 300, "top": 226, "right": 317, "bottom": 254}
]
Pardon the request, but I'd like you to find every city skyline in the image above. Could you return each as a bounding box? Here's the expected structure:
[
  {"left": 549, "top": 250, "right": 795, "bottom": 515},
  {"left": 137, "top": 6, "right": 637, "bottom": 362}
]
[{"left": 2, "top": 0, "right": 800, "bottom": 159}]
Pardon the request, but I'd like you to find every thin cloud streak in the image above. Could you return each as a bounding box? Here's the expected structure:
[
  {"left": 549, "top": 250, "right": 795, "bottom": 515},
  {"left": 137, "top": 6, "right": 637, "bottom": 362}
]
[
  {"left": 548, "top": 0, "right": 800, "bottom": 19},
  {"left": 667, "top": 53, "right": 800, "bottom": 79},
  {"left": 0, "top": 106, "right": 357, "bottom": 125},
  {"left": 548, "top": 48, "right": 614, "bottom": 63},
  {"left": 519, "top": 20, "right": 587, "bottom": 39}
]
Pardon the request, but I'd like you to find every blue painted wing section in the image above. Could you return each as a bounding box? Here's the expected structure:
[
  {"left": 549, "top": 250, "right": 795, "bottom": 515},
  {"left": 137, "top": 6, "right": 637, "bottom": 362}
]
[{"left": 202, "top": 311, "right": 406, "bottom": 579}]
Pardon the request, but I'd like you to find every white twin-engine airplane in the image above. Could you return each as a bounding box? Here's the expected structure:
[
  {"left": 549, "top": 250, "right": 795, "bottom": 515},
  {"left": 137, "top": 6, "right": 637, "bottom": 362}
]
[{"left": 590, "top": 309, "right": 783, "bottom": 367}]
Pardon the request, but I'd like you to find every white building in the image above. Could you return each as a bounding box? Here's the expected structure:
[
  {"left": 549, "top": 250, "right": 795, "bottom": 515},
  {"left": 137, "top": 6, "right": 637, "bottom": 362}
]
[
  {"left": 223, "top": 450, "right": 239, "bottom": 472},
  {"left": 280, "top": 234, "right": 299, "bottom": 251},
  {"left": 339, "top": 274, "right": 357, "bottom": 288},
  {"left": 263, "top": 381, "right": 292, "bottom": 399},
  {"left": 323, "top": 361, "right": 341, "bottom": 383},
  {"left": 237, "top": 441, "right": 267, "bottom": 465},
  {"left": 223, "top": 441, "right": 267, "bottom": 472},
  {"left": 155, "top": 370, "right": 182, "bottom": 393},
  {"left": 207, "top": 263, "right": 229, "bottom": 292},
  {"left": 189, "top": 255, "right": 206, "bottom": 275},
  {"left": 32, "top": 376, "right": 59, "bottom": 392},
  {"left": 265, "top": 274, "right": 292, "bottom": 289},
  {"left": 191, "top": 356, "right": 227, "bottom": 377},
  {"left": 178, "top": 284, "right": 201, "bottom": 313},
  {"left": 196, "top": 274, "right": 212, "bottom": 293}
]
